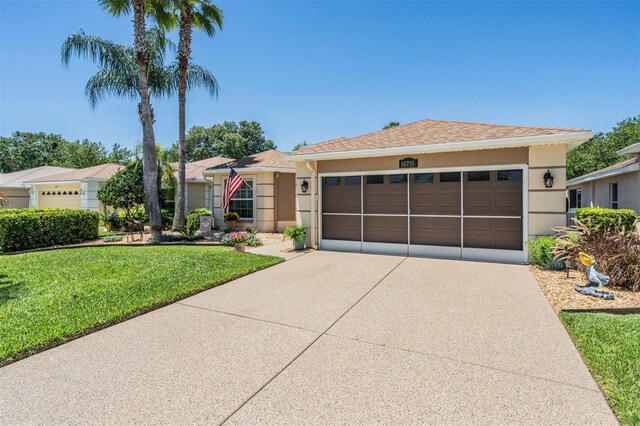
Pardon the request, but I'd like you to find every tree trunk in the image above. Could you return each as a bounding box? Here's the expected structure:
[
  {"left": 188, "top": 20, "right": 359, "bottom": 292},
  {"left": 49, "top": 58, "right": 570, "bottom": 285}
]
[
  {"left": 133, "top": 0, "right": 162, "bottom": 237},
  {"left": 172, "top": 6, "right": 193, "bottom": 230}
]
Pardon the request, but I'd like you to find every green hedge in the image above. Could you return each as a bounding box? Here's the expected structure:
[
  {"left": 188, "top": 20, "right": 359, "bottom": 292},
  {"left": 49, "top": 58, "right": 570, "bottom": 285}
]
[
  {"left": 575, "top": 208, "right": 638, "bottom": 234},
  {"left": 0, "top": 208, "right": 99, "bottom": 253}
]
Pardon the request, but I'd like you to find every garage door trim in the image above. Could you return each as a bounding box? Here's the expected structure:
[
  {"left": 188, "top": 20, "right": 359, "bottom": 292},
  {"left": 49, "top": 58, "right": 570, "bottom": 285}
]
[{"left": 319, "top": 164, "right": 528, "bottom": 264}]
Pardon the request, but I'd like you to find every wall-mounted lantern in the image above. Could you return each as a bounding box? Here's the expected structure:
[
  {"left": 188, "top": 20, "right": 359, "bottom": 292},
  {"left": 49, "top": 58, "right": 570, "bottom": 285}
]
[
  {"left": 543, "top": 170, "right": 554, "bottom": 188},
  {"left": 301, "top": 179, "right": 309, "bottom": 193}
]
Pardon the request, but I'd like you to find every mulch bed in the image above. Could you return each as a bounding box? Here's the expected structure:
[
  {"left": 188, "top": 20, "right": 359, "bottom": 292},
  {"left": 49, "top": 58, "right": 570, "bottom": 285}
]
[{"left": 530, "top": 266, "right": 640, "bottom": 312}]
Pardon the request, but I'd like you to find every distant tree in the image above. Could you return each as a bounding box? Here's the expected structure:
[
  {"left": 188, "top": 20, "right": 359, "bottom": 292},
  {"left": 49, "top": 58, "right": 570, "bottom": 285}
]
[
  {"left": 383, "top": 121, "right": 400, "bottom": 129},
  {"left": 292, "top": 141, "right": 308, "bottom": 151},
  {"left": 108, "top": 143, "right": 135, "bottom": 164},
  {"left": 179, "top": 120, "right": 276, "bottom": 161},
  {"left": 567, "top": 115, "right": 640, "bottom": 179},
  {"left": 98, "top": 160, "right": 145, "bottom": 217},
  {"left": 0, "top": 132, "right": 116, "bottom": 173}
]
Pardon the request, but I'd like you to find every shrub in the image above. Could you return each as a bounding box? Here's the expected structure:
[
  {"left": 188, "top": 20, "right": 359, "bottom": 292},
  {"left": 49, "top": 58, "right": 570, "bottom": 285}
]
[
  {"left": 528, "top": 236, "right": 556, "bottom": 267},
  {"left": 102, "top": 235, "right": 123, "bottom": 243},
  {"left": 575, "top": 208, "right": 638, "bottom": 235},
  {"left": 186, "top": 208, "right": 212, "bottom": 235},
  {"left": 161, "top": 209, "right": 173, "bottom": 230},
  {"left": 101, "top": 210, "right": 125, "bottom": 231},
  {"left": 554, "top": 221, "right": 640, "bottom": 292},
  {"left": 0, "top": 208, "right": 99, "bottom": 253}
]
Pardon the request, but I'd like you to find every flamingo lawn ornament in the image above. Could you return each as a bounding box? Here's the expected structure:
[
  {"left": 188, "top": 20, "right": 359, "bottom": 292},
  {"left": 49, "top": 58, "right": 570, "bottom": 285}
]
[{"left": 575, "top": 252, "right": 614, "bottom": 300}]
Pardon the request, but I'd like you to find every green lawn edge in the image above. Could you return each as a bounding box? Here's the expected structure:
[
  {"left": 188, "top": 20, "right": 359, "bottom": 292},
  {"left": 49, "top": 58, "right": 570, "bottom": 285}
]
[
  {"left": 560, "top": 312, "right": 640, "bottom": 425},
  {"left": 0, "top": 246, "right": 284, "bottom": 367}
]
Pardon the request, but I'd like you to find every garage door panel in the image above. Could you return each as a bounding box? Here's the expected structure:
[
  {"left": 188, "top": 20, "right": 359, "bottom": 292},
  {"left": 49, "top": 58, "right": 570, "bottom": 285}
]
[
  {"left": 410, "top": 217, "right": 460, "bottom": 247},
  {"left": 463, "top": 218, "right": 522, "bottom": 250},
  {"left": 364, "top": 216, "right": 407, "bottom": 244},
  {"left": 322, "top": 215, "right": 361, "bottom": 241},
  {"left": 410, "top": 178, "right": 460, "bottom": 215},
  {"left": 322, "top": 178, "right": 361, "bottom": 214}
]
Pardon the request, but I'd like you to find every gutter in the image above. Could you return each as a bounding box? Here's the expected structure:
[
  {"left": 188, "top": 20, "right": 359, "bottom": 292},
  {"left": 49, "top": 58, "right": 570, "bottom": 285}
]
[{"left": 305, "top": 160, "right": 318, "bottom": 249}]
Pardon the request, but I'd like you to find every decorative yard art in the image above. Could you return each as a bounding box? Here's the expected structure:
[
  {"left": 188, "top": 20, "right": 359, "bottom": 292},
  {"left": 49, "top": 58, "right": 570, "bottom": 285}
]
[{"left": 575, "top": 252, "right": 614, "bottom": 300}]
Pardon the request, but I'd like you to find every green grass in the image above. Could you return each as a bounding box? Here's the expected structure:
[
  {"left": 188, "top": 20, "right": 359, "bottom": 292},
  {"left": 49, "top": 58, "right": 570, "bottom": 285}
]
[
  {"left": 0, "top": 246, "right": 282, "bottom": 364},
  {"left": 560, "top": 312, "right": 640, "bottom": 425}
]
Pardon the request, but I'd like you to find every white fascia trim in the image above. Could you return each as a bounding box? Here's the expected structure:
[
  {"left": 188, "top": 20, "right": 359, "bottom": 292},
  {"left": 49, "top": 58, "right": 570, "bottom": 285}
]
[
  {"left": 202, "top": 167, "right": 295, "bottom": 176},
  {"left": 566, "top": 162, "right": 640, "bottom": 186},
  {"left": 24, "top": 178, "right": 105, "bottom": 185},
  {"left": 288, "top": 131, "right": 593, "bottom": 162},
  {"left": 616, "top": 141, "right": 640, "bottom": 155}
]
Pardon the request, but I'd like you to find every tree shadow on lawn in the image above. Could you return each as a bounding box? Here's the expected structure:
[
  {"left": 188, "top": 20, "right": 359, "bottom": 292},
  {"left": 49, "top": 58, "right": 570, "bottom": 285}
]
[{"left": 0, "top": 273, "right": 23, "bottom": 305}]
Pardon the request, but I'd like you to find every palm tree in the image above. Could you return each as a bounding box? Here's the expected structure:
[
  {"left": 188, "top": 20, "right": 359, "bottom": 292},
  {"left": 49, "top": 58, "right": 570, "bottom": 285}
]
[
  {"left": 62, "top": 25, "right": 218, "bottom": 235},
  {"left": 94, "top": 0, "right": 165, "bottom": 236},
  {"left": 163, "top": 0, "right": 222, "bottom": 229}
]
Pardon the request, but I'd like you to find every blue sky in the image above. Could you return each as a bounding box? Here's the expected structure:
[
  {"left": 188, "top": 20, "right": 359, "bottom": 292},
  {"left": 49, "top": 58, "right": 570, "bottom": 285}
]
[{"left": 1, "top": 1, "right": 638, "bottom": 152}]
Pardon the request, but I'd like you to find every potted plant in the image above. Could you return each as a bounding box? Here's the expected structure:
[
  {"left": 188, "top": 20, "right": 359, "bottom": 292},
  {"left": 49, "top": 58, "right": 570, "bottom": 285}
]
[
  {"left": 224, "top": 212, "right": 240, "bottom": 231},
  {"left": 230, "top": 231, "right": 250, "bottom": 252},
  {"left": 284, "top": 225, "right": 307, "bottom": 251}
]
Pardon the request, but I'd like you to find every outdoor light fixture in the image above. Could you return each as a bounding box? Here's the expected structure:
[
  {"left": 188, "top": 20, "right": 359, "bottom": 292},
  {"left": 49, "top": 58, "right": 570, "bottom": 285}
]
[
  {"left": 301, "top": 179, "right": 309, "bottom": 193},
  {"left": 543, "top": 170, "right": 554, "bottom": 188}
]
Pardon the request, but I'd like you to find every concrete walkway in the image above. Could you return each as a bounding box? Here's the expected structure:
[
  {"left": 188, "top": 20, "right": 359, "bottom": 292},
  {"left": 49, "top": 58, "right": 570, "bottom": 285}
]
[{"left": 0, "top": 250, "right": 616, "bottom": 425}]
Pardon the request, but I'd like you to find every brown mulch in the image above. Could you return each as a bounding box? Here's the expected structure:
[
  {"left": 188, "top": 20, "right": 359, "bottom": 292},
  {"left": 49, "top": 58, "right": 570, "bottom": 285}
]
[{"left": 530, "top": 265, "right": 640, "bottom": 312}]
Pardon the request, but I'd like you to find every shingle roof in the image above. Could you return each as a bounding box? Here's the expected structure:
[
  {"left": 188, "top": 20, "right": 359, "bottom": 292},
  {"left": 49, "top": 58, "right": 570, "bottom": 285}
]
[
  {"left": 172, "top": 156, "right": 234, "bottom": 182},
  {"left": 206, "top": 150, "right": 295, "bottom": 172},
  {"left": 0, "top": 166, "right": 76, "bottom": 188},
  {"left": 26, "top": 163, "right": 124, "bottom": 183},
  {"left": 290, "top": 118, "right": 588, "bottom": 156},
  {"left": 567, "top": 157, "right": 639, "bottom": 185}
]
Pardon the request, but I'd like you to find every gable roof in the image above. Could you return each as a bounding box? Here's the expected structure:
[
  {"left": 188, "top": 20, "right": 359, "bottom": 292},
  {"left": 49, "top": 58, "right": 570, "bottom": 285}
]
[
  {"left": 172, "top": 156, "right": 234, "bottom": 183},
  {"left": 289, "top": 118, "right": 592, "bottom": 160},
  {"left": 0, "top": 166, "right": 76, "bottom": 189},
  {"left": 25, "top": 163, "right": 124, "bottom": 183},
  {"left": 566, "top": 157, "right": 640, "bottom": 186},
  {"left": 203, "top": 150, "right": 295, "bottom": 175}
]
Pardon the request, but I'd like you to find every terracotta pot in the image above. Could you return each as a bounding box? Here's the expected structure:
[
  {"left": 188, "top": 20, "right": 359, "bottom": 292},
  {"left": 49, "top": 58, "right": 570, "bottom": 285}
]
[
  {"left": 226, "top": 220, "right": 237, "bottom": 231},
  {"left": 234, "top": 243, "right": 245, "bottom": 253}
]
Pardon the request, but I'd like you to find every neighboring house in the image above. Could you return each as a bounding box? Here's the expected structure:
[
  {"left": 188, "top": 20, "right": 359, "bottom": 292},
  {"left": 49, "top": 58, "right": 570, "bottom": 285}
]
[
  {"left": 289, "top": 118, "right": 593, "bottom": 264},
  {"left": 25, "top": 163, "right": 124, "bottom": 211},
  {"left": 0, "top": 166, "right": 75, "bottom": 209},
  {"left": 171, "top": 156, "right": 233, "bottom": 215},
  {"left": 202, "top": 150, "right": 296, "bottom": 232},
  {"left": 566, "top": 141, "right": 640, "bottom": 215}
]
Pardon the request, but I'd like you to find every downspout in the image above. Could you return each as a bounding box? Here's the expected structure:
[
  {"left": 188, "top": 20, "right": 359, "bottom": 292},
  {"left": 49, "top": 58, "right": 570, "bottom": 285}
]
[
  {"left": 203, "top": 174, "right": 214, "bottom": 224},
  {"left": 304, "top": 160, "right": 318, "bottom": 248},
  {"left": 274, "top": 172, "right": 279, "bottom": 232}
]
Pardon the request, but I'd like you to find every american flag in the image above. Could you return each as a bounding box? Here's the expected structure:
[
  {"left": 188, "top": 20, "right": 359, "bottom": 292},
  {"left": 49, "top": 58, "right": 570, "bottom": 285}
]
[{"left": 222, "top": 168, "right": 244, "bottom": 210}]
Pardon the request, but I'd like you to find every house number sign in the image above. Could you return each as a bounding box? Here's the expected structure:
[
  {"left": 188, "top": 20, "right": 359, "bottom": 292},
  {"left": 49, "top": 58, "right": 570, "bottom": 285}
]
[{"left": 399, "top": 157, "right": 418, "bottom": 168}]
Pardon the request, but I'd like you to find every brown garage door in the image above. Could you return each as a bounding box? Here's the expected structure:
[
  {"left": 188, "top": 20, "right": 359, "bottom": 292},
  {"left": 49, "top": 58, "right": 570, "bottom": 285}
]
[
  {"left": 463, "top": 170, "right": 523, "bottom": 250},
  {"left": 320, "top": 169, "right": 524, "bottom": 260}
]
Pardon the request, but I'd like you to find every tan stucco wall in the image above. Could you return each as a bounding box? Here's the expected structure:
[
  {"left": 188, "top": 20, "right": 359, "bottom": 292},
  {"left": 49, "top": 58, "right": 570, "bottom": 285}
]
[
  {"left": 568, "top": 171, "right": 640, "bottom": 213},
  {"left": 1, "top": 188, "right": 30, "bottom": 209},
  {"left": 186, "top": 183, "right": 207, "bottom": 213},
  {"left": 35, "top": 183, "right": 81, "bottom": 209},
  {"left": 296, "top": 144, "right": 569, "bottom": 248},
  {"left": 528, "top": 144, "right": 567, "bottom": 238}
]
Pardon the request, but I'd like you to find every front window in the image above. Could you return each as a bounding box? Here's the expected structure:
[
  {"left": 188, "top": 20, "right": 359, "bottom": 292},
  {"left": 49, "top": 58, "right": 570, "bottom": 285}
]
[
  {"left": 227, "top": 179, "right": 254, "bottom": 220},
  {"left": 569, "top": 189, "right": 582, "bottom": 209},
  {"left": 610, "top": 183, "right": 618, "bottom": 209}
]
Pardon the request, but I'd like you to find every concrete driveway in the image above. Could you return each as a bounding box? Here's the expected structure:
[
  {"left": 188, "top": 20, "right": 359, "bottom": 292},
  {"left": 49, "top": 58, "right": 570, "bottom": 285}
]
[{"left": 0, "top": 249, "right": 616, "bottom": 425}]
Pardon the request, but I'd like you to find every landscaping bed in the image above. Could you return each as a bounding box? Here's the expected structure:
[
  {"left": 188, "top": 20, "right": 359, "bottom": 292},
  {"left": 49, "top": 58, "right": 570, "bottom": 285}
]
[
  {"left": 560, "top": 312, "right": 640, "bottom": 425},
  {"left": 0, "top": 246, "right": 282, "bottom": 365},
  {"left": 531, "top": 266, "right": 640, "bottom": 312}
]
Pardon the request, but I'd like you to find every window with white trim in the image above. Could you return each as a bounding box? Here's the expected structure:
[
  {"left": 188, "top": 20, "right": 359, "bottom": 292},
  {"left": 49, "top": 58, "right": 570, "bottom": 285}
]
[
  {"left": 610, "top": 183, "right": 618, "bottom": 209},
  {"left": 227, "top": 179, "right": 254, "bottom": 220}
]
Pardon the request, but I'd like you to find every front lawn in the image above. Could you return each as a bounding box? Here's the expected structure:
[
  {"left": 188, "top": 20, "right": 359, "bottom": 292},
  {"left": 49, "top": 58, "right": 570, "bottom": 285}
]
[
  {"left": 0, "top": 246, "right": 281, "bottom": 365},
  {"left": 560, "top": 312, "right": 640, "bottom": 425}
]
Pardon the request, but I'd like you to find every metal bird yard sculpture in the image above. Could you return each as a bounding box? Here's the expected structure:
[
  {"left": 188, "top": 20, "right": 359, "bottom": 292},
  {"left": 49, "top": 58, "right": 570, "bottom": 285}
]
[{"left": 575, "top": 252, "right": 614, "bottom": 300}]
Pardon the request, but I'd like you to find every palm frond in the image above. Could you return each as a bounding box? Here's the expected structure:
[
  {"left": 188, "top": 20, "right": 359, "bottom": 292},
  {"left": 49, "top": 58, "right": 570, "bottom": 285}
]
[
  {"left": 98, "top": 0, "right": 132, "bottom": 16},
  {"left": 165, "top": 62, "right": 219, "bottom": 97},
  {"left": 61, "top": 31, "right": 129, "bottom": 69},
  {"left": 192, "top": 2, "right": 223, "bottom": 36},
  {"left": 85, "top": 70, "right": 139, "bottom": 109}
]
